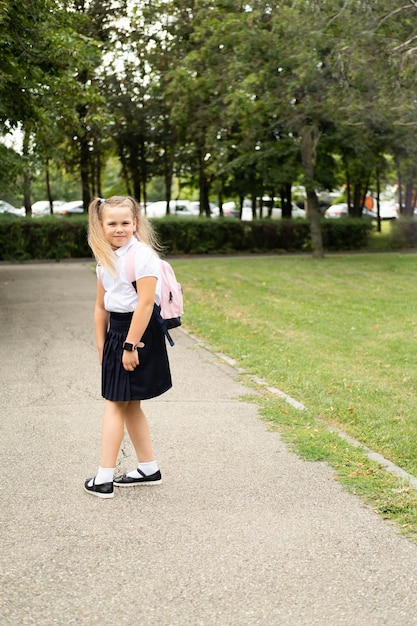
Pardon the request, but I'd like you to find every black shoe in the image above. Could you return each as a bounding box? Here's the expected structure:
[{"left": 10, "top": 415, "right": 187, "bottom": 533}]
[
  {"left": 113, "top": 469, "right": 162, "bottom": 487},
  {"left": 84, "top": 477, "right": 114, "bottom": 499}
]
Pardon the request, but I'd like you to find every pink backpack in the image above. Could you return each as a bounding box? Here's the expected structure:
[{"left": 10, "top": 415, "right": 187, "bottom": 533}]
[{"left": 125, "top": 245, "right": 183, "bottom": 346}]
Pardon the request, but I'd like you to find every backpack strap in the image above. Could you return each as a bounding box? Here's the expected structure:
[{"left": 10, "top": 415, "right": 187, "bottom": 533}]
[
  {"left": 155, "top": 308, "right": 175, "bottom": 347},
  {"left": 124, "top": 244, "right": 175, "bottom": 346},
  {"left": 125, "top": 244, "right": 137, "bottom": 291}
]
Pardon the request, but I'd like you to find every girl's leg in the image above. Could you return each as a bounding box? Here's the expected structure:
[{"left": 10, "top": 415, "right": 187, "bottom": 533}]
[
  {"left": 99, "top": 399, "right": 128, "bottom": 467},
  {"left": 85, "top": 400, "right": 126, "bottom": 495},
  {"left": 124, "top": 400, "right": 155, "bottom": 462}
]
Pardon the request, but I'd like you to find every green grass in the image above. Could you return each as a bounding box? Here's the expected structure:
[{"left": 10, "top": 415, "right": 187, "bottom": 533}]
[
  {"left": 171, "top": 252, "right": 417, "bottom": 538},
  {"left": 367, "top": 220, "right": 394, "bottom": 250}
]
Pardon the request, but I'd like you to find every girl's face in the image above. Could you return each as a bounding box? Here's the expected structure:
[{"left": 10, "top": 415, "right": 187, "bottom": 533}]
[{"left": 102, "top": 204, "right": 137, "bottom": 250}]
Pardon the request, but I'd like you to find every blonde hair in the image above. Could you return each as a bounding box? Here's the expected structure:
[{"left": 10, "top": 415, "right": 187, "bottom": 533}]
[{"left": 88, "top": 196, "right": 161, "bottom": 275}]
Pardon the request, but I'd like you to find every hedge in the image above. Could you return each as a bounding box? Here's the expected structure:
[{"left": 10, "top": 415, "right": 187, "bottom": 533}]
[
  {"left": 0, "top": 216, "right": 91, "bottom": 261},
  {"left": 0, "top": 215, "right": 373, "bottom": 261},
  {"left": 390, "top": 218, "right": 417, "bottom": 249}
]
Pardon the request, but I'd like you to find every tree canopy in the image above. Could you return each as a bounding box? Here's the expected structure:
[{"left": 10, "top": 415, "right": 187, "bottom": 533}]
[{"left": 2, "top": 0, "right": 417, "bottom": 254}]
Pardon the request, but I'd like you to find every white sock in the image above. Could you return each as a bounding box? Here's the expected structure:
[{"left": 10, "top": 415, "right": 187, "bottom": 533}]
[
  {"left": 89, "top": 466, "right": 115, "bottom": 486},
  {"left": 127, "top": 461, "right": 159, "bottom": 478}
]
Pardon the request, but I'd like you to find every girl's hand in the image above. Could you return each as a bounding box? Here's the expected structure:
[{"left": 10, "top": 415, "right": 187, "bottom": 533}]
[{"left": 122, "top": 348, "right": 140, "bottom": 371}]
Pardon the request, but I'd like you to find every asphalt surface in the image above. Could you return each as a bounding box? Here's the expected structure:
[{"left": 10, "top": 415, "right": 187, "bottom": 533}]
[{"left": 2, "top": 261, "right": 417, "bottom": 626}]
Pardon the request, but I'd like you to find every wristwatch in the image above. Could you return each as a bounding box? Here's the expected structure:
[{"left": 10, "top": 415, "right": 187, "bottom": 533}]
[{"left": 123, "top": 341, "right": 135, "bottom": 352}]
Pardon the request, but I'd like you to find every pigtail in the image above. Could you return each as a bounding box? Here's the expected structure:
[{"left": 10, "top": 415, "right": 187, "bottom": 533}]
[
  {"left": 128, "top": 197, "right": 162, "bottom": 253},
  {"left": 88, "top": 197, "right": 117, "bottom": 275}
]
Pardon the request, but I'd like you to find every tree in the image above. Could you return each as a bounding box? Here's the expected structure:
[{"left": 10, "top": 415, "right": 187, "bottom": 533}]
[{"left": 0, "top": 0, "right": 87, "bottom": 211}]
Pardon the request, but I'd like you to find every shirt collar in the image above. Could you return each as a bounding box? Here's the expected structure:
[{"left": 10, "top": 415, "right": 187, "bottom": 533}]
[{"left": 114, "top": 236, "right": 138, "bottom": 258}]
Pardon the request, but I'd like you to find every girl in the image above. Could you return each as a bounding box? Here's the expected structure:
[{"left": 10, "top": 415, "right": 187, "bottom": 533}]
[{"left": 85, "top": 196, "right": 172, "bottom": 499}]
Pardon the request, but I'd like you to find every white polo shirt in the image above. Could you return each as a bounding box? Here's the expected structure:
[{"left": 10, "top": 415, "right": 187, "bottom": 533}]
[{"left": 97, "top": 238, "right": 161, "bottom": 313}]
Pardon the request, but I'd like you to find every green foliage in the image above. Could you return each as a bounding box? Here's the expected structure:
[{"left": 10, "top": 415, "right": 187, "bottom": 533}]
[
  {"left": 154, "top": 218, "right": 253, "bottom": 254},
  {"left": 0, "top": 216, "right": 90, "bottom": 261},
  {"left": 155, "top": 218, "right": 371, "bottom": 255},
  {"left": 321, "top": 218, "right": 373, "bottom": 250},
  {"left": 390, "top": 218, "right": 417, "bottom": 249},
  {"left": 0, "top": 0, "right": 82, "bottom": 129},
  {"left": 0, "top": 216, "right": 375, "bottom": 260},
  {"left": 0, "top": 144, "right": 23, "bottom": 200},
  {"left": 2, "top": 0, "right": 417, "bottom": 249}
]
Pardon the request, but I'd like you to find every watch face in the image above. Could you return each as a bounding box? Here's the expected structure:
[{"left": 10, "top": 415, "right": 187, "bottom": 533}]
[{"left": 123, "top": 342, "right": 134, "bottom": 351}]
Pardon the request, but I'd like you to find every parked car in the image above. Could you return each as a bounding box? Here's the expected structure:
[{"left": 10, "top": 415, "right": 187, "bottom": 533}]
[
  {"left": 325, "top": 202, "right": 398, "bottom": 220},
  {"left": 31, "top": 200, "right": 84, "bottom": 217},
  {"left": 265, "top": 203, "right": 306, "bottom": 220},
  {"left": 54, "top": 200, "right": 84, "bottom": 216},
  {"left": 377, "top": 201, "right": 399, "bottom": 220},
  {"left": 325, "top": 203, "right": 375, "bottom": 219},
  {"left": 145, "top": 200, "right": 199, "bottom": 218},
  {"left": 219, "top": 200, "right": 305, "bottom": 220},
  {"left": 220, "top": 201, "right": 240, "bottom": 218},
  {"left": 31, "top": 200, "right": 65, "bottom": 217},
  {"left": 187, "top": 201, "right": 219, "bottom": 217},
  {"left": 324, "top": 203, "right": 349, "bottom": 218},
  {"left": 0, "top": 200, "right": 25, "bottom": 217}
]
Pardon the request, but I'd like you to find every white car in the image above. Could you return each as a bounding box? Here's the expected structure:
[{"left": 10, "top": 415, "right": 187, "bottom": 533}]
[
  {"left": 248, "top": 202, "right": 306, "bottom": 220},
  {"left": 378, "top": 201, "right": 399, "bottom": 220},
  {"left": 325, "top": 202, "right": 397, "bottom": 220},
  {"left": 324, "top": 203, "right": 349, "bottom": 218},
  {"left": 268, "top": 204, "right": 306, "bottom": 220},
  {"left": 31, "top": 200, "right": 66, "bottom": 217},
  {"left": 188, "top": 201, "right": 218, "bottom": 217},
  {"left": 145, "top": 200, "right": 199, "bottom": 218},
  {"left": 0, "top": 200, "right": 25, "bottom": 217},
  {"left": 55, "top": 200, "right": 84, "bottom": 216}
]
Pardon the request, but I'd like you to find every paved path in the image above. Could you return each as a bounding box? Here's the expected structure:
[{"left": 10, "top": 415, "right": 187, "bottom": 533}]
[{"left": 1, "top": 261, "right": 417, "bottom": 626}]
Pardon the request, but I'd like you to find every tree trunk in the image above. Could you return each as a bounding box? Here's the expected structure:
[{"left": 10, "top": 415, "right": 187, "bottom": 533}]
[
  {"left": 95, "top": 148, "right": 102, "bottom": 199},
  {"left": 119, "top": 146, "right": 132, "bottom": 197},
  {"left": 280, "top": 183, "right": 292, "bottom": 219},
  {"left": 22, "top": 128, "right": 31, "bottom": 216},
  {"left": 218, "top": 189, "right": 224, "bottom": 217},
  {"left": 404, "top": 180, "right": 414, "bottom": 217},
  {"left": 267, "top": 191, "right": 274, "bottom": 218},
  {"left": 345, "top": 169, "right": 351, "bottom": 212},
  {"left": 45, "top": 160, "right": 53, "bottom": 214},
  {"left": 352, "top": 182, "right": 362, "bottom": 217},
  {"left": 164, "top": 176, "right": 172, "bottom": 215},
  {"left": 301, "top": 126, "right": 323, "bottom": 258},
  {"left": 164, "top": 143, "right": 174, "bottom": 215},
  {"left": 375, "top": 165, "right": 381, "bottom": 232},
  {"left": 251, "top": 195, "right": 257, "bottom": 220},
  {"left": 395, "top": 160, "right": 403, "bottom": 214},
  {"left": 80, "top": 136, "right": 91, "bottom": 210},
  {"left": 239, "top": 195, "right": 244, "bottom": 219},
  {"left": 199, "top": 148, "right": 210, "bottom": 217},
  {"left": 133, "top": 144, "right": 142, "bottom": 203},
  {"left": 259, "top": 198, "right": 264, "bottom": 219},
  {"left": 306, "top": 188, "right": 322, "bottom": 257}
]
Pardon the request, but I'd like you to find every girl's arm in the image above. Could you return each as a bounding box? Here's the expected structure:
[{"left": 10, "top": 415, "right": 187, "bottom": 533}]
[
  {"left": 94, "top": 279, "right": 109, "bottom": 365},
  {"left": 122, "top": 276, "right": 157, "bottom": 371}
]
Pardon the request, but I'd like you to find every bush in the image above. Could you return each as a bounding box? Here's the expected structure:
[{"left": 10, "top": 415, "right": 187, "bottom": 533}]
[
  {"left": 153, "top": 218, "right": 249, "bottom": 254},
  {"left": 321, "top": 218, "right": 373, "bottom": 250},
  {"left": 390, "top": 218, "right": 417, "bottom": 249},
  {"left": 0, "top": 215, "right": 375, "bottom": 261},
  {"left": 0, "top": 216, "right": 90, "bottom": 261},
  {"left": 153, "top": 218, "right": 371, "bottom": 255}
]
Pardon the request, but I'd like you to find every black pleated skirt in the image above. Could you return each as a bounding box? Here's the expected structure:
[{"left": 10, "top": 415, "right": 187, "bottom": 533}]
[{"left": 102, "top": 305, "right": 172, "bottom": 401}]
